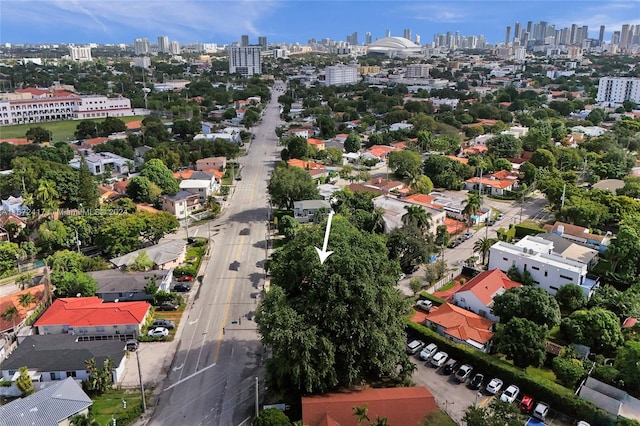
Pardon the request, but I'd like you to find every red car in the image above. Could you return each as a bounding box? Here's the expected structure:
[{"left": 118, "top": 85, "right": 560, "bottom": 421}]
[
  {"left": 519, "top": 394, "right": 535, "bottom": 413},
  {"left": 177, "top": 275, "right": 194, "bottom": 282}
]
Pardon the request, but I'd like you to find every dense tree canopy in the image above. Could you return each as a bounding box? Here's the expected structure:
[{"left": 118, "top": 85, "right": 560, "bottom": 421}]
[
  {"left": 256, "top": 216, "right": 411, "bottom": 393},
  {"left": 560, "top": 308, "right": 624, "bottom": 353},
  {"left": 267, "top": 164, "right": 320, "bottom": 209},
  {"left": 492, "top": 285, "right": 561, "bottom": 328},
  {"left": 494, "top": 317, "right": 547, "bottom": 368}
]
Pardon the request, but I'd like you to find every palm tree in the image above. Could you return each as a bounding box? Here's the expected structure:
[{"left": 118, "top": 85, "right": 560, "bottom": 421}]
[
  {"left": 2, "top": 305, "right": 19, "bottom": 331},
  {"left": 371, "top": 416, "right": 390, "bottom": 426},
  {"left": 18, "top": 292, "right": 35, "bottom": 308},
  {"left": 462, "top": 192, "right": 482, "bottom": 229},
  {"left": 473, "top": 237, "right": 498, "bottom": 265},
  {"left": 402, "top": 205, "right": 432, "bottom": 234},
  {"left": 369, "top": 207, "right": 386, "bottom": 233},
  {"left": 34, "top": 179, "right": 59, "bottom": 212},
  {"left": 353, "top": 405, "right": 369, "bottom": 426}
]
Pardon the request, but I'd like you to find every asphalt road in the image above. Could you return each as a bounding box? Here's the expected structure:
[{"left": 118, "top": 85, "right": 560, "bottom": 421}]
[{"left": 148, "top": 83, "right": 285, "bottom": 426}]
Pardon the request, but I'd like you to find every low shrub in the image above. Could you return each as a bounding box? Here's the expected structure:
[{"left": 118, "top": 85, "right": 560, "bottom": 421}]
[
  {"left": 515, "top": 223, "right": 544, "bottom": 239},
  {"left": 418, "top": 292, "right": 445, "bottom": 305}
]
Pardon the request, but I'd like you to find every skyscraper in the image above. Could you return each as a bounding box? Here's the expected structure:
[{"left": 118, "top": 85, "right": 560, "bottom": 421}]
[
  {"left": 386, "top": 29, "right": 391, "bottom": 37},
  {"left": 620, "top": 24, "right": 631, "bottom": 49},
  {"left": 403, "top": 29, "right": 411, "bottom": 40},
  {"left": 505, "top": 26, "right": 511, "bottom": 46},
  {"left": 241, "top": 34, "right": 249, "bottom": 47},
  {"left": 157, "top": 36, "right": 169, "bottom": 53},
  {"left": 365, "top": 32, "right": 372, "bottom": 45},
  {"left": 599, "top": 25, "right": 605, "bottom": 44},
  {"left": 133, "top": 38, "right": 150, "bottom": 55},
  {"left": 514, "top": 22, "right": 521, "bottom": 43},
  {"left": 570, "top": 24, "right": 577, "bottom": 44},
  {"left": 526, "top": 21, "right": 533, "bottom": 35},
  {"left": 258, "top": 36, "right": 267, "bottom": 47},
  {"left": 229, "top": 45, "right": 262, "bottom": 76}
]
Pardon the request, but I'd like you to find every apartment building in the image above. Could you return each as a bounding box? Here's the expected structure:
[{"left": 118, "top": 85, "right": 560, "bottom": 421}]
[
  {"left": 68, "top": 45, "right": 92, "bottom": 62},
  {"left": 596, "top": 77, "right": 640, "bottom": 107},
  {"left": 325, "top": 64, "right": 359, "bottom": 86},
  {"left": 228, "top": 46, "right": 262, "bottom": 76},
  {"left": 488, "top": 236, "right": 599, "bottom": 297},
  {"left": 405, "top": 64, "right": 430, "bottom": 78}
]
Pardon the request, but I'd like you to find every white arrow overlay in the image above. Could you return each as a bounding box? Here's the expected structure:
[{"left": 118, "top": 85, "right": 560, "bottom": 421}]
[{"left": 315, "top": 212, "right": 335, "bottom": 264}]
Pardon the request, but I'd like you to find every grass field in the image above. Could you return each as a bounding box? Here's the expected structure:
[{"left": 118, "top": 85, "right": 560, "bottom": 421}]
[
  {"left": 0, "top": 116, "right": 145, "bottom": 143},
  {"left": 91, "top": 388, "right": 146, "bottom": 425}
]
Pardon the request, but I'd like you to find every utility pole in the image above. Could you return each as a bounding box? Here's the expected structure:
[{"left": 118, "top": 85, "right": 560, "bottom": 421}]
[
  {"left": 136, "top": 351, "right": 147, "bottom": 412},
  {"left": 255, "top": 377, "right": 259, "bottom": 418}
]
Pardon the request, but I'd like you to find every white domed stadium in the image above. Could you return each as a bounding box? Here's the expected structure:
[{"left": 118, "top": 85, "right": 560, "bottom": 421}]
[{"left": 367, "top": 37, "right": 423, "bottom": 58}]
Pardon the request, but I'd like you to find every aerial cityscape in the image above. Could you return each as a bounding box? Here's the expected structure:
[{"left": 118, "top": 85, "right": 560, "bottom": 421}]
[{"left": 0, "top": 1, "right": 639, "bottom": 426}]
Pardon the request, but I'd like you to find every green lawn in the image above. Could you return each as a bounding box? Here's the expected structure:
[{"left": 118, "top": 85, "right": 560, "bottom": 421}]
[
  {"left": 0, "top": 116, "right": 145, "bottom": 142},
  {"left": 423, "top": 410, "right": 457, "bottom": 425},
  {"left": 525, "top": 365, "right": 557, "bottom": 383},
  {"left": 91, "top": 388, "right": 145, "bottom": 426},
  {"left": 438, "top": 280, "right": 457, "bottom": 292}
]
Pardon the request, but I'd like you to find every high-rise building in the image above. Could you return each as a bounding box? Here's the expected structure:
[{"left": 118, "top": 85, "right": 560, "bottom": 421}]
[
  {"left": 324, "top": 64, "right": 359, "bottom": 86},
  {"left": 403, "top": 29, "right": 411, "bottom": 40},
  {"left": 570, "top": 24, "right": 577, "bottom": 44},
  {"left": 258, "top": 36, "right": 267, "bottom": 47},
  {"left": 405, "top": 64, "right": 430, "bottom": 78},
  {"left": 241, "top": 34, "right": 249, "bottom": 47},
  {"left": 514, "top": 22, "right": 521, "bottom": 43},
  {"left": 365, "top": 32, "right": 372, "bottom": 45},
  {"left": 228, "top": 46, "right": 262, "bottom": 77},
  {"left": 386, "top": 29, "right": 391, "bottom": 38},
  {"left": 158, "top": 36, "right": 169, "bottom": 53},
  {"left": 612, "top": 31, "right": 621, "bottom": 45},
  {"left": 599, "top": 25, "right": 605, "bottom": 44},
  {"left": 620, "top": 24, "right": 632, "bottom": 49},
  {"left": 133, "top": 38, "right": 150, "bottom": 55},
  {"left": 522, "top": 31, "right": 530, "bottom": 47},
  {"left": 505, "top": 26, "right": 511, "bottom": 46},
  {"left": 526, "top": 21, "right": 533, "bottom": 35},
  {"left": 596, "top": 77, "right": 640, "bottom": 106},
  {"left": 169, "top": 41, "right": 180, "bottom": 55},
  {"left": 68, "top": 45, "right": 92, "bottom": 62},
  {"left": 415, "top": 34, "right": 420, "bottom": 45}
]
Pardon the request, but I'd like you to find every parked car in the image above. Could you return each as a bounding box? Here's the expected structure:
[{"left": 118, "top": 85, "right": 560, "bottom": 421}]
[
  {"left": 455, "top": 364, "right": 474, "bottom": 382},
  {"left": 157, "top": 301, "right": 179, "bottom": 311},
  {"left": 532, "top": 402, "right": 550, "bottom": 420},
  {"left": 125, "top": 340, "right": 139, "bottom": 352},
  {"left": 486, "top": 378, "right": 503, "bottom": 394},
  {"left": 147, "top": 327, "right": 169, "bottom": 338},
  {"left": 430, "top": 351, "right": 448, "bottom": 368},
  {"left": 418, "top": 343, "right": 438, "bottom": 361},
  {"left": 463, "top": 231, "right": 474, "bottom": 239},
  {"left": 152, "top": 319, "right": 175, "bottom": 329},
  {"left": 497, "top": 213, "right": 504, "bottom": 220},
  {"left": 519, "top": 394, "right": 535, "bottom": 413},
  {"left": 406, "top": 340, "right": 425, "bottom": 355},
  {"left": 448, "top": 240, "right": 459, "bottom": 248},
  {"left": 576, "top": 422, "right": 591, "bottom": 426},
  {"left": 500, "top": 385, "right": 520, "bottom": 403},
  {"left": 487, "top": 219, "right": 496, "bottom": 226},
  {"left": 442, "top": 358, "right": 460, "bottom": 375},
  {"left": 177, "top": 275, "right": 194, "bottom": 282},
  {"left": 468, "top": 373, "right": 484, "bottom": 390},
  {"left": 415, "top": 299, "right": 433, "bottom": 312},
  {"left": 398, "top": 273, "right": 406, "bottom": 281},
  {"left": 173, "top": 283, "right": 191, "bottom": 292}
]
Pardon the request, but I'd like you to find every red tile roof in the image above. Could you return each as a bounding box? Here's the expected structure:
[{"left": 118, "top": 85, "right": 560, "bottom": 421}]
[
  {"left": 403, "top": 194, "right": 443, "bottom": 209},
  {"left": 424, "top": 302, "right": 494, "bottom": 344},
  {"left": 287, "top": 158, "right": 325, "bottom": 170},
  {"left": 85, "top": 137, "right": 108, "bottom": 146},
  {"left": 35, "top": 297, "right": 150, "bottom": 327},
  {"left": 453, "top": 269, "right": 520, "bottom": 306},
  {"left": 302, "top": 387, "right": 437, "bottom": 426},
  {"left": 0, "top": 284, "right": 45, "bottom": 333},
  {"left": 173, "top": 170, "right": 195, "bottom": 179},
  {"left": 367, "top": 145, "right": 397, "bottom": 159},
  {"left": 113, "top": 180, "right": 129, "bottom": 194},
  {"left": 466, "top": 177, "right": 514, "bottom": 190},
  {"left": 448, "top": 155, "right": 468, "bottom": 164},
  {"left": 307, "top": 138, "right": 325, "bottom": 146}
]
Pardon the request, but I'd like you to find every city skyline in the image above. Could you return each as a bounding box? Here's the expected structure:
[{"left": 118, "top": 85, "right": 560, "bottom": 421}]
[{"left": 2, "top": 0, "right": 640, "bottom": 46}]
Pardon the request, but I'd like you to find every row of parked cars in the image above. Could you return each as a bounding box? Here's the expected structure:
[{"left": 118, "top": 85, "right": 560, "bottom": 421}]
[{"left": 407, "top": 339, "right": 550, "bottom": 421}]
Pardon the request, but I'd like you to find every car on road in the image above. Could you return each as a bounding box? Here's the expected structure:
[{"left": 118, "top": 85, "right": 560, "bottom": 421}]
[
  {"left": 532, "top": 402, "right": 550, "bottom": 420},
  {"left": 415, "top": 299, "right": 433, "bottom": 312},
  {"left": 430, "top": 351, "right": 448, "bottom": 368},
  {"left": 125, "top": 340, "right": 139, "bottom": 351},
  {"left": 442, "top": 358, "right": 459, "bottom": 375},
  {"left": 448, "top": 240, "right": 459, "bottom": 248},
  {"left": 519, "top": 394, "right": 535, "bottom": 413},
  {"left": 486, "top": 378, "right": 503, "bottom": 394},
  {"left": 497, "top": 213, "right": 504, "bottom": 220},
  {"left": 177, "top": 275, "right": 194, "bottom": 282},
  {"left": 463, "top": 231, "right": 474, "bottom": 239},
  {"left": 152, "top": 319, "right": 175, "bottom": 329},
  {"left": 455, "top": 364, "right": 474, "bottom": 382},
  {"left": 487, "top": 219, "right": 496, "bottom": 226},
  {"left": 468, "top": 373, "right": 484, "bottom": 390},
  {"left": 406, "top": 340, "right": 425, "bottom": 355},
  {"left": 500, "top": 384, "right": 520, "bottom": 403},
  {"left": 418, "top": 343, "right": 438, "bottom": 361},
  {"left": 147, "top": 327, "right": 169, "bottom": 337},
  {"left": 157, "top": 301, "right": 179, "bottom": 311},
  {"left": 173, "top": 283, "right": 191, "bottom": 292}
]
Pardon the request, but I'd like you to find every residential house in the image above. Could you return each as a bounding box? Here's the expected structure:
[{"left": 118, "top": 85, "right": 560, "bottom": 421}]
[
  {"left": 542, "top": 221, "right": 611, "bottom": 253},
  {"left": 34, "top": 297, "right": 151, "bottom": 339},
  {"left": 0, "top": 377, "right": 93, "bottom": 424},
  {"left": 287, "top": 158, "right": 329, "bottom": 180},
  {"left": 98, "top": 186, "right": 121, "bottom": 204},
  {"left": 196, "top": 156, "right": 227, "bottom": 172},
  {"left": 372, "top": 195, "right": 446, "bottom": 236},
  {"left": 451, "top": 269, "right": 521, "bottom": 322},
  {"left": 334, "top": 133, "right": 348, "bottom": 144},
  {"left": 427, "top": 192, "right": 489, "bottom": 225},
  {"left": 69, "top": 152, "right": 131, "bottom": 175},
  {"left": 578, "top": 377, "right": 640, "bottom": 421},
  {"left": 317, "top": 184, "right": 341, "bottom": 201},
  {"left": 286, "top": 127, "right": 310, "bottom": 138},
  {"left": 162, "top": 191, "right": 201, "bottom": 219},
  {"left": 488, "top": 235, "right": 599, "bottom": 297},
  {"left": 293, "top": 200, "right": 332, "bottom": 223},
  {"left": 0, "top": 335, "right": 127, "bottom": 384},
  {"left": 0, "top": 212, "right": 27, "bottom": 239},
  {"left": 110, "top": 239, "right": 186, "bottom": 270},
  {"left": 90, "top": 269, "right": 172, "bottom": 302},
  {"left": 302, "top": 387, "right": 437, "bottom": 426},
  {"left": 178, "top": 171, "right": 220, "bottom": 203},
  {"left": 307, "top": 138, "right": 325, "bottom": 151},
  {"left": 113, "top": 179, "right": 129, "bottom": 195},
  {"left": 134, "top": 145, "right": 152, "bottom": 167},
  {"left": 364, "top": 177, "right": 405, "bottom": 194},
  {"left": 0, "top": 284, "right": 45, "bottom": 334},
  {"left": 1, "top": 196, "right": 29, "bottom": 217},
  {"left": 423, "top": 302, "right": 495, "bottom": 352},
  {"left": 537, "top": 232, "right": 599, "bottom": 267},
  {"left": 366, "top": 144, "right": 397, "bottom": 161},
  {"left": 389, "top": 122, "right": 414, "bottom": 132},
  {"left": 464, "top": 170, "right": 519, "bottom": 196}
]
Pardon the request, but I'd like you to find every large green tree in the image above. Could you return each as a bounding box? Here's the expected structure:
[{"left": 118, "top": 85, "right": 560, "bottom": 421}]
[
  {"left": 463, "top": 399, "right": 526, "bottom": 426},
  {"left": 140, "top": 158, "right": 179, "bottom": 195},
  {"left": 486, "top": 134, "right": 522, "bottom": 158},
  {"left": 494, "top": 317, "right": 547, "bottom": 368},
  {"left": 77, "top": 156, "right": 99, "bottom": 209},
  {"left": 255, "top": 216, "right": 411, "bottom": 393},
  {"left": 386, "top": 224, "right": 431, "bottom": 273},
  {"left": 493, "top": 285, "right": 561, "bottom": 328},
  {"left": 52, "top": 270, "right": 98, "bottom": 297},
  {"left": 267, "top": 164, "right": 320, "bottom": 209},
  {"left": 560, "top": 308, "right": 624, "bottom": 353},
  {"left": 126, "top": 176, "right": 163, "bottom": 204},
  {"left": 344, "top": 132, "right": 362, "bottom": 153},
  {"left": 388, "top": 150, "right": 422, "bottom": 180}
]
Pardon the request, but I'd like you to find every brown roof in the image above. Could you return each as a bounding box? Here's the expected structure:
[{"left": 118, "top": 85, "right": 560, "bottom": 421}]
[
  {"left": 346, "top": 184, "right": 384, "bottom": 196},
  {"left": 542, "top": 221, "right": 607, "bottom": 243},
  {"left": 0, "top": 284, "right": 45, "bottom": 333},
  {"left": 302, "top": 387, "right": 437, "bottom": 426},
  {"left": 424, "top": 302, "right": 494, "bottom": 344}
]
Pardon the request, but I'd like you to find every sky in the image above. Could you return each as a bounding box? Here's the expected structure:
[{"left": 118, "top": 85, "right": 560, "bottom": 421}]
[{"left": 1, "top": 0, "right": 640, "bottom": 46}]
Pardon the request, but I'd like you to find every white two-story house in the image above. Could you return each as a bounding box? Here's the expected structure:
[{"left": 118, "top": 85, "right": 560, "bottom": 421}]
[{"left": 178, "top": 171, "right": 221, "bottom": 203}]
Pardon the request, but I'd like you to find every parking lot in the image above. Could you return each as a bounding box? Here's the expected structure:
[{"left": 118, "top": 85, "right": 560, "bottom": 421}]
[{"left": 409, "top": 345, "right": 575, "bottom": 425}]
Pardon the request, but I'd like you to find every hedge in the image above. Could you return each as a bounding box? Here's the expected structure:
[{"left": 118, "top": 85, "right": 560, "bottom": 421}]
[
  {"left": 418, "top": 292, "right": 446, "bottom": 305},
  {"left": 514, "top": 223, "right": 545, "bottom": 239},
  {"left": 407, "top": 321, "right": 618, "bottom": 426}
]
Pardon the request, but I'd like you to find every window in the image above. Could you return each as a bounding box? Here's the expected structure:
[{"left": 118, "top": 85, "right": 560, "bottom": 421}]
[
  {"left": 544, "top": 271, "right": 548, "bottom": 277},
  {"left": 96, "top": 326, "right": 105, "bottom": 333},
  {"left": 550, "top": 286, "right": 559, "bottom": 291},
  {"left": 532, "top": 266, "right": 540, "bottom": 271},
  {"left": 67, "top": 371, "right": 77, "bottom": 378},
  {"left": 559, "top": 275, "right": 573, "bottom": 281},
  {"left": 533, "top": 280, "right": 540, "bottom": 285},
  {"left": 503, "top": 257, "right": 508, "bottom": 261}
]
